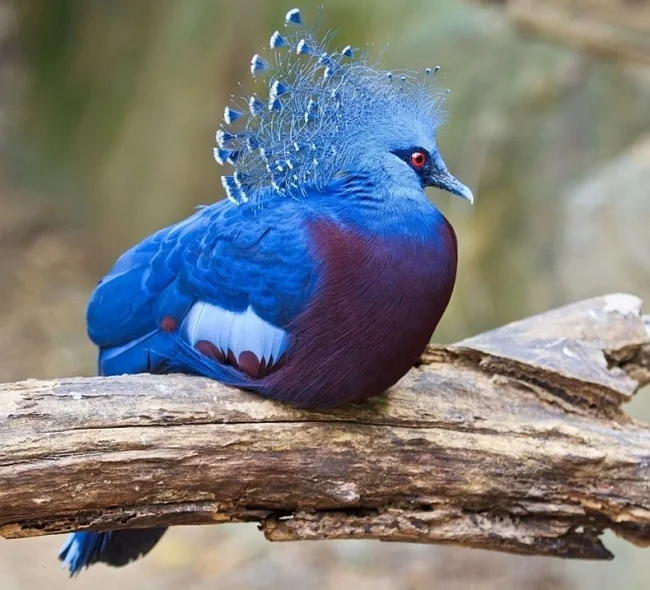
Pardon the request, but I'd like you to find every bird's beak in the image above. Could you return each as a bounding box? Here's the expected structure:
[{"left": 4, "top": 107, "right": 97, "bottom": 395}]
[{"left": 430, "top": 171, "right": 474, "bottom": 204}]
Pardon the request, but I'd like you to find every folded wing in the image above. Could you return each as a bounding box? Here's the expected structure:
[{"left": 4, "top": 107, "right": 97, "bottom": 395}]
[{"left": 86, "top": 198, "right": 318, "bottom": 378}]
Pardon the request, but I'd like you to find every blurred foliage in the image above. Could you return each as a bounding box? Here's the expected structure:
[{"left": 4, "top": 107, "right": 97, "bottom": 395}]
[{"left": 1, "top": 1, "right": 649, "bottom": 589}]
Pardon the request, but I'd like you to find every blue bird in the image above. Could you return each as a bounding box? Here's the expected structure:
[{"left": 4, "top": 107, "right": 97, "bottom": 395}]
[{"left": 59, "top": 7, "right": 473, "bottom": 575}]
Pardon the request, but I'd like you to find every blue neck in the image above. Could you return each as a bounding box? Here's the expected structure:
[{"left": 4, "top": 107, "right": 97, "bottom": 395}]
[
  {"left": 307, "top": 173, "right": 449, "bottom": 243},
  {"left": 244, "top": 173, "right": 451, "bottom": 246}
]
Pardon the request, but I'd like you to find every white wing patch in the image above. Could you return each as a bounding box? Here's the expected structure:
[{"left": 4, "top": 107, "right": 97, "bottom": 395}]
[{"left": 183, "top": 302, "right": 288, "bottom": 368}]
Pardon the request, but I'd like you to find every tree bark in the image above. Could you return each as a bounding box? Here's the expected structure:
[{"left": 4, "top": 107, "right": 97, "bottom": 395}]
[{"left": 1, "top": 293, "right": 649, "bottom": 560}]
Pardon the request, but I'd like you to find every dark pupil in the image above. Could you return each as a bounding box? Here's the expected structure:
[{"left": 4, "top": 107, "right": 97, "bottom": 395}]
[{"left": 413, "top": 153, "right": 424, "bottom": 165}]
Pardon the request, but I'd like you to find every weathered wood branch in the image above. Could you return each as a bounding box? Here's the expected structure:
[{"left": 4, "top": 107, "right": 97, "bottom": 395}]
[{"left": 1, "top": 294, "right": 650, "bottom": 560}]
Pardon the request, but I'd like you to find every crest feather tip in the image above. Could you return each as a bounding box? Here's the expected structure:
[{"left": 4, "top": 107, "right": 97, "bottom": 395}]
[
  {"left": 285, "top": 8, "right": 302, "bottom": 26},
  {"left": 270, "top": 31, "right": 287, "bottom": 49},
  {"left": 250, "top": 54, "right": 271, "bottom": 76},
  {"left": 223, "top": 107, "right": 244, "bottom": 125},
  {"left": 249, "top": 96, "right": 264, "bottom": 116}
]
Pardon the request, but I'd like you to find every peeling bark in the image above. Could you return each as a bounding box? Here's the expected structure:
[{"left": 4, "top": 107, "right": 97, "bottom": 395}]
[{"left": 1, "top": 294, "right": 649, "bottom": 560}]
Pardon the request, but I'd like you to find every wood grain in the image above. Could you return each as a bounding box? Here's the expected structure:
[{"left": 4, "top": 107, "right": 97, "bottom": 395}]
[{"left": 1, "top": 293, "right": 649, "bottom": 560}]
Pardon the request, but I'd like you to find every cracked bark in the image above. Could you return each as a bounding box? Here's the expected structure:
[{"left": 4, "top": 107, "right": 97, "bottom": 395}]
[{"left": 1, "top": 293, "right": 649, "bottom": 560}]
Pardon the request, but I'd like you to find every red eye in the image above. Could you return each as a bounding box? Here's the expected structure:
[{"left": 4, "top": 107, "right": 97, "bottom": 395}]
[{"left": 410, "top": 151, "right": 427, "bottom": 169}]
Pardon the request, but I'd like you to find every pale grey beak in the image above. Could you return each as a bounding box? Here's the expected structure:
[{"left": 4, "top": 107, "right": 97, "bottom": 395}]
[{"left": 430, "top": 171, "right": 474, "bottom": 204}]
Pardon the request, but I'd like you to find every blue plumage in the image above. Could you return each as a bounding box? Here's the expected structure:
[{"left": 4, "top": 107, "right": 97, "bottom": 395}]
[
  {"left": 216, "top": 11, "right": 456, "bottom": 204},
  {"left": 59, "top": 529, "right": 167, "bottom": 575},
  {"left": 60, "top": 6, "right": 473, "bottom": 575}
]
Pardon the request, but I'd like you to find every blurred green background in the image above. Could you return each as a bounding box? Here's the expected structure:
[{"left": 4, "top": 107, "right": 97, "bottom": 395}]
[{"left": 1, "top": 1, "right": 649, "bottom": 589}]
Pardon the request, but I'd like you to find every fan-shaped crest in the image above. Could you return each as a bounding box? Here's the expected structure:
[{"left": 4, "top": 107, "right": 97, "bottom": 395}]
[{"left": 215, "top": 8, "right": 447, "bottom": 204}]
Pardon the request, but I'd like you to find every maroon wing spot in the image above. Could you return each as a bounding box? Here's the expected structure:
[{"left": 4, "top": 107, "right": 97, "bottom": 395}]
[
  {"left": 238, "top": 351, "right": 261, "bottom": 377},
  {"left": 226, "top": 349, "right": 238, "bottom": 367},
  {"left": 195, "top": 344, "right": 281, "bottom": 378},
  {"left": 161, "top": 316, "right": 177, "bottom": 332},
  {"left": 195, "top": 340, "right": 226, "bottom": 362}
]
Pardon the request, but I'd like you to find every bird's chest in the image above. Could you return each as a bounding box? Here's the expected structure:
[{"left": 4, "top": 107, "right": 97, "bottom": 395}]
[
  {"left": 297, "top": 217, "right": 456, "bottom": 355},
  {"left": 264, "top": 216, "right": 457, "bottom": 407}
]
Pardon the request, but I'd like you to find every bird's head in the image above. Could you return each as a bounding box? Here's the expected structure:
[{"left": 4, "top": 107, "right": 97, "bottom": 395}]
[
  {"left": 215, "top": 7, "right": 473, "bottom": 206},
  {"left": 350, "top": 108, "right": 474, "bottom": 203}
]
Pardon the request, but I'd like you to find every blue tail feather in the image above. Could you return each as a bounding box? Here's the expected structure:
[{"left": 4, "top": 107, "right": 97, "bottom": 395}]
[{"left": 59, "top": 529, "right": 167, "bottom": 575}]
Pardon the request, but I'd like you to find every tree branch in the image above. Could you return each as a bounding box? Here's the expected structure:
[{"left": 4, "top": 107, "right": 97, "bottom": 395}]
[{"left": 1, "top": 293, "right": 649, "bottom": 560}]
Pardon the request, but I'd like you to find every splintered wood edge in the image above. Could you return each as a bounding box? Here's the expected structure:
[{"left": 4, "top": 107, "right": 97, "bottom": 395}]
[{"left": 428, "top": 294, "right": 650, "bottom": 415}]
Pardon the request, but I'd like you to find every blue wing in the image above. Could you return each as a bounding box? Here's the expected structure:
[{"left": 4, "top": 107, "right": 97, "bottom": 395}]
[{"left": 87, "top": 196, "right": 320, "bottom": 380}]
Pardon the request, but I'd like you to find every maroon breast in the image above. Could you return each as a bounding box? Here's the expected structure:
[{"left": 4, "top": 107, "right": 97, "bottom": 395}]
[{"left": 262, "top": 217, "right": 458, "bottom": 408}]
